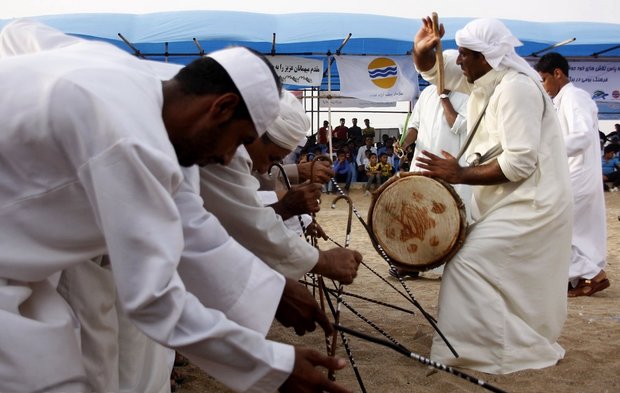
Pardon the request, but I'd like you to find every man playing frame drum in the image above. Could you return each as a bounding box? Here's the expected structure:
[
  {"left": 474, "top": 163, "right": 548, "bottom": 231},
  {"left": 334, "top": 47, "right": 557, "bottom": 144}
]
[{"left": 412, "top": 17, "right": 573, "bottom": 374}]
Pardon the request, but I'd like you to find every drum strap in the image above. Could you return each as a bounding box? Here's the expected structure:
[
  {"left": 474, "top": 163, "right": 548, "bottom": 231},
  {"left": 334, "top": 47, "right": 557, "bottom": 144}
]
[
  {"left": 455, "top": 98, "right": 490, "bottom": 163},
  {"left": 456, "top": 73, "right": 549, "bottom": 167}
]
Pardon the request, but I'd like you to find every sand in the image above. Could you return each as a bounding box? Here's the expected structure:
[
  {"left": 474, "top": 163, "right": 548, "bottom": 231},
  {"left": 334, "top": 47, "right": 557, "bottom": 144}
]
[{"left": 178, "top": 189, "right": 620, "bottom": 393}]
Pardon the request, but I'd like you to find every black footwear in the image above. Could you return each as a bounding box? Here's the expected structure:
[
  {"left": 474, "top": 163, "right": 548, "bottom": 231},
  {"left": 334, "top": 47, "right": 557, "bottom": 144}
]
[{"left": 388, "top": 266, "right": 420, "bottom": 279}]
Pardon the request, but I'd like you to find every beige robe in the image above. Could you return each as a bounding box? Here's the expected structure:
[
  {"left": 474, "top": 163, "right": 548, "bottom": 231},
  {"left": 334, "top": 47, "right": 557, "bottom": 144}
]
[{"left": 420, "top": 53, "right": 573, "bottom": 374}]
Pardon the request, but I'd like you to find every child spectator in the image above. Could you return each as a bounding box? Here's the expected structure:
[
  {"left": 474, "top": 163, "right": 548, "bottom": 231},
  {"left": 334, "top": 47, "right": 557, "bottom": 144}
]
[
  {"left": 365, "top": 153, "right": 382, "bottom": 195},
  {"left": 378, "top": 153, "right": 393, "bottom": 183}
]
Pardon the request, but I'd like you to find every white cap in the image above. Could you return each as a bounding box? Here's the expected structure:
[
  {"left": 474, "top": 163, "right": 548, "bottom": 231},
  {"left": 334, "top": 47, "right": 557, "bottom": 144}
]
[
  {"left": 208, "top": 47, "right": 280, "bottom": 136},
  {"left": 265, "top": 91, "right": 310, "bottom": 151}
]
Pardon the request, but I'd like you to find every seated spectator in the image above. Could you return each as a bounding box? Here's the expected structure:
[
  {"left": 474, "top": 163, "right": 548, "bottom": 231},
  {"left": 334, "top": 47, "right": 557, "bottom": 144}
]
[
  {"left": 385, "top": 145, "right": 399, "bottom": 170},
  {"left": 378, "top": 153, "right": 394, "bottom": 182},
  {"left": 345, "top": 140, "right": 359, "bottom": 184},
  {"left": 364, "top": 153, "right": 382, "bottom": 195},
  {"left": 356, "top": 136, "right": 377, "bottom": 183},
  {"left": 607, "top": 124, "right": 620, "bottom": 145},
  {"left": 602, "top": 144, "right": 620, "bottom": 191},
  {"left": 328, "top": 149, "right": 351, "bottom": 193},
  {"left": 398, "top": 145, "right": 415, "bottom": 173},
  {"left": 377, "top": 134, "right": 394, "bottom": 157}
]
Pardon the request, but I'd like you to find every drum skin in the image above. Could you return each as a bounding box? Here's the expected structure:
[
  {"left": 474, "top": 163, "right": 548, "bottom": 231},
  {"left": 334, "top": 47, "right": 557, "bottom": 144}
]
[{"left": 368, "top": 173, "right": 467, "bottom": 271}]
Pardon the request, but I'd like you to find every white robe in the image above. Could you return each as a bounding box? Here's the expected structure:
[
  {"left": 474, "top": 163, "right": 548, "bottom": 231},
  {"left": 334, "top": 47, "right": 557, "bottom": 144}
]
[
  {"left": 199, "top": 146, "right": 318, "bottom": 279},
  {"left": 411, "top": 84, "right": 469, "bottom": 162},
  {"left": 257, "top": 191, "right": 314, "bottom": 237},
  {"left": 409, "top": 83, "right": 471, "bottom": 228},
  {"left": 419, "top": 53, "right": 573, "bottom": 374},
  {"left": 0, "top": 22, "right": 292, "bottom": 393},
  {"left": 553, "top": 83, "right": 607, "bottom": 282}
]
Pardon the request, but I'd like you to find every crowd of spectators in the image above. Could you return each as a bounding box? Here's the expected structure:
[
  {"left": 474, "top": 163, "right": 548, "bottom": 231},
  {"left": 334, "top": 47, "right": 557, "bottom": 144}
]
[
  {"left": 301, "top": 118, "right": 407, "bottom": 194},
  {"left": 602, "top": 123, "right": 620, "bottom": 192}
]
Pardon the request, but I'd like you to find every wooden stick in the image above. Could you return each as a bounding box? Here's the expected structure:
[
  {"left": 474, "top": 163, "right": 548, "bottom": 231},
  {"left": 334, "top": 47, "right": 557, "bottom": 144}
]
[{"left": 431, "top": 12, "right": 445, "bottom": 94}]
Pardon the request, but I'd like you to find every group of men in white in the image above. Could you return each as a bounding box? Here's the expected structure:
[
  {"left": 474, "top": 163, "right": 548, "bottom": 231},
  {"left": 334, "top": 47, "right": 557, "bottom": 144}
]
[{"left": 0, "top": 12, "right": 609, "bottom": 393}]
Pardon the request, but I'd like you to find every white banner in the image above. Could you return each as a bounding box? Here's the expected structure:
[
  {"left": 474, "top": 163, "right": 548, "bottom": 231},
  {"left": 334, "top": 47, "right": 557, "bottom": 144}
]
[
  {"left": 268, "top": 56, "right": 323, "bottom": 87},
  {"left": 527, "top": 59, "right": 620, "bottom": 119},
  {"left": 566, "top": 62, "right": 620, "bottom": 100},
  {"left": 335, "top": 55, "right": 418, "bottom": 103},
  {"left": 568, "top": 62, "right": 620, "bottom": 119},
  {"left": 318, "top": 91, "right": 396, "bottom": 108}
]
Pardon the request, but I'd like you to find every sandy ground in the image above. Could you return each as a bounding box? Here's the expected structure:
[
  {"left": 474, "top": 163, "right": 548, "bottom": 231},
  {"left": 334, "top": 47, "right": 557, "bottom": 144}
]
[{"left": 178, "top": 187, "right": 620, "bottom": 393}]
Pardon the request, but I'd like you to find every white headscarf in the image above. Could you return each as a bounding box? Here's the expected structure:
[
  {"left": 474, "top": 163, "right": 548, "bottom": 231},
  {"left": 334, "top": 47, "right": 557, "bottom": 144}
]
[
  {"left": 265, "top": 91, "right": 310, "bottom": 151},
  {"left": 209, "top": 47, "right": 281, "bottom": 136},
  {"left": 455, "top": 18, "right": 540, "bottom": 81}
]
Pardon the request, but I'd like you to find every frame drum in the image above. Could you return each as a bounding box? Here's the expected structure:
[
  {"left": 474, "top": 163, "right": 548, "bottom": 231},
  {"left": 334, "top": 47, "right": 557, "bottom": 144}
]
[{"left": 368, "top": 173, "right": 467, "bottom": 271}]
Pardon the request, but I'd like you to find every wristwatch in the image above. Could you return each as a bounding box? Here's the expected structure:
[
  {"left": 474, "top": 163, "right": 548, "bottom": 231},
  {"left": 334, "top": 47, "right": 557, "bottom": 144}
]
[{"left": 439, "top": 93, "right": 449, "bottom": 99}]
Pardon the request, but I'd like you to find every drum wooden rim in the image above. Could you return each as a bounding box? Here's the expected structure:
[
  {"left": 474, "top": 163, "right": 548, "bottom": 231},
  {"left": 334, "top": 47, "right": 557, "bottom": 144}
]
[{"left": 367, "top": 173, "right": 467, "bottom": 271}]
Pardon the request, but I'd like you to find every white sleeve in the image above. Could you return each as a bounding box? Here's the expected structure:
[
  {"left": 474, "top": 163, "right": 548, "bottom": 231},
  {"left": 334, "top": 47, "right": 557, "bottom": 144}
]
[
  {"left": 176, "top": 167, "right": 286, "bottom": 335},
  {"left": 449, "top": 92, "right": 469, "bottom": 135},
  {"left": 199, "top": 148, "right": 318, "bottom": 278},
  {"left": 495, "top": 78, "right": 543, "bottom": 182},
  {"left": 258, "top": 191, "right": 312, "bottom": 237},
  {"left": 78, "top": 142, "right": 293, "bottom": 393},
  {"left": 561, "top": 91, "right": 596, "bottom": 157},
  {"left": 356, "top": 148, "right": 365, "bottom": 166}
]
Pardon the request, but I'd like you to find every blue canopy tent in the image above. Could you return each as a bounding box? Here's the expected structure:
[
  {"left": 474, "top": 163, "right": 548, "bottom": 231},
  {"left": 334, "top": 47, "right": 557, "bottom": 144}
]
[{"left": 2, "top": 11, "right": 619, "bottom": 117}]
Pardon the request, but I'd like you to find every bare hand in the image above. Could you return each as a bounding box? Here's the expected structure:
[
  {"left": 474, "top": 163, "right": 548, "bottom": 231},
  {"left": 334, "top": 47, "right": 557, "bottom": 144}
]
[
  {"left": 415, "top": 150, "right": 463, "bottom": 184},
  {"left": 312, "top": 248, "right": 362, "bottom": 284},
  {"left": 414, "top": 16, "right": 444, "bottom": 56},
  {"left": 275, "top": 181, "right": 323, "bottom": 219},
  {"left": 280, "top": 347, "right": 351, "bottom": 393},
  {"left": 276, "top": 278, "right": 332, "bottom": 336},
  {"left": 298, "top": 160, "right": 334, "bottom": 184}
]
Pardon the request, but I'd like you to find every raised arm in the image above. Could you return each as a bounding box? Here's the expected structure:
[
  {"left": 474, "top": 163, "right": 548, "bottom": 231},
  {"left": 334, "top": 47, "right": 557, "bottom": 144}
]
[{"left": 413, "top": 16, "right": 444, "bottom": 72}]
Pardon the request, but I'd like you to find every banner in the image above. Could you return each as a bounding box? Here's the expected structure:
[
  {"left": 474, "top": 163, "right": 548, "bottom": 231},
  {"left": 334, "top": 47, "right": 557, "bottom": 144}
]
[
  {"left": 318, "top": 91, "right": 396, "bottom": 108},
  {"left": 335, "top": 55, "right": 418, "bottom": 103},
  {"left": 268, "top": 56, "right": 323, "bottom": 87},
  {"left": 527, "top": 59, "right": 620, "bottom": 120},
  {"left": 568, "top": 62, "right": 620, "bottom": 120}
]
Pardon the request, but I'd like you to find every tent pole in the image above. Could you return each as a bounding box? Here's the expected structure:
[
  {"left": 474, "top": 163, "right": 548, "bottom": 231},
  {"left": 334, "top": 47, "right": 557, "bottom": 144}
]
[
  {"left": 316, "top": 87, "right": 321, "bottom": 140},
  {"left": 117, "top": 33, "right": 145, "bottom": 59},
  {"left": 327, "top": 52, "right": 333, "bottom": 160},
  {"left": 592, "top": 44, "right": 620, "bottom": 57},
  {"left": 192, "top": 38, "right": 205, "bottom": 56},
  {"left": 529, "top": 38, "right": 576, "bottom": 57}
]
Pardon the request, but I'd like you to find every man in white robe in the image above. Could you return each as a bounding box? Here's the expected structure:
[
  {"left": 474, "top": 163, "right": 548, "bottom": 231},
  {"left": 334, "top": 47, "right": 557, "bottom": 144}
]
[
  {"left": 413, "top": 17, "right": 573, "bottom": 374},
  {"left": 0, "top": 20, "right": 349, "bottom": 393},
  {"left": 200, "top": 92, "right": 362, "bottom": 281},
  {"left": 535, "top": 52, "right": 609, "bottom": 297}
]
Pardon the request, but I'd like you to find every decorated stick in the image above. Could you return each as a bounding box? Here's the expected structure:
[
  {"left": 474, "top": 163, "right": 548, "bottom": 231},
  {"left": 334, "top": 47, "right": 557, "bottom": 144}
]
[
  {"left": 328, "top": 178, "right": 458, "bottom": 357},
  {"left": 334, "top": 324, "right": 507, "bottom": 393},
  {"left": 432, "top": 12, "right": 445, "bottom": 94}
]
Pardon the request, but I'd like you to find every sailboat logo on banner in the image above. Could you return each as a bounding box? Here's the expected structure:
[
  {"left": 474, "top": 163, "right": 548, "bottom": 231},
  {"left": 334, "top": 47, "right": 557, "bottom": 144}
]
[{"left": 368, "top": 57, "right": 398, "bottom": 89}]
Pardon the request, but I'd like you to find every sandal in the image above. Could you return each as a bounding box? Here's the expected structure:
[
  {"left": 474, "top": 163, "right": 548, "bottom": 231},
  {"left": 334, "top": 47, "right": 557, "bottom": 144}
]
[{"left": 568, "top": 270, "right": 610, "bottom": 297}]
